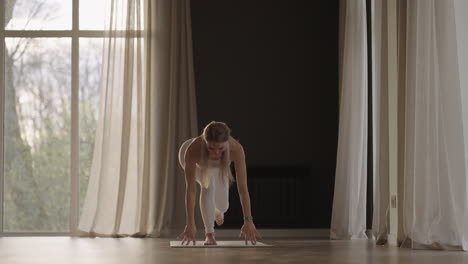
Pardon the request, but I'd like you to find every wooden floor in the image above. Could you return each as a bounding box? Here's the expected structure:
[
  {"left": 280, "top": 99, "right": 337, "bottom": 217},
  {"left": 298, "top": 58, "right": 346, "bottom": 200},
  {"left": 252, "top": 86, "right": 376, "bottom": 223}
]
[{"left": 0, "top": 236, "right": 467, "bottom": 264}]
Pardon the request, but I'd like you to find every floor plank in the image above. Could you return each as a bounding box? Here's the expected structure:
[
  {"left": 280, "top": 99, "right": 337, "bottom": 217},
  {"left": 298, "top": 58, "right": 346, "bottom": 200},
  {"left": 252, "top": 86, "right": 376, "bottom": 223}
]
[{"left": 0, "top": 237, "right": 467, "bottom": 264}]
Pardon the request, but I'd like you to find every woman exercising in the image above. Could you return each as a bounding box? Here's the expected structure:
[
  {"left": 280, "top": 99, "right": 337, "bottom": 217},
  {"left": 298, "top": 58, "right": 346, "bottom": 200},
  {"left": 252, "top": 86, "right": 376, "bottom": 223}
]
[{"left": 176, "top": 121, "right": 262, "bottom": 245}]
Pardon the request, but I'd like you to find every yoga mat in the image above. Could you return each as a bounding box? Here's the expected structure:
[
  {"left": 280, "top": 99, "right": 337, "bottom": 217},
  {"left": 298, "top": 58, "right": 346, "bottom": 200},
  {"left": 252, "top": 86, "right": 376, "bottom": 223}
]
[{"left": 170, "top": 240, "right": 273, "bottom": 248}]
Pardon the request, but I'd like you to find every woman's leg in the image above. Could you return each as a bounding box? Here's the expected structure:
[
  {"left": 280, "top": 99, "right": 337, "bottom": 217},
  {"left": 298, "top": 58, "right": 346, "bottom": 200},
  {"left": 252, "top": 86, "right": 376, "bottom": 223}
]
[
  {"left": 199, "top": 172, "right": 216, "bottom": 235},
  {"left": 214, "top": 173, "right": 229, "bottom": 224},
  {"left": 199, "top": 172, "right": 230, "bottom": 230},
  {"left": 198, "top": 171, "right": 219, "bottom": 245},
  {"left": 198, "top": 170, "right": 230, "bottom": 245}
]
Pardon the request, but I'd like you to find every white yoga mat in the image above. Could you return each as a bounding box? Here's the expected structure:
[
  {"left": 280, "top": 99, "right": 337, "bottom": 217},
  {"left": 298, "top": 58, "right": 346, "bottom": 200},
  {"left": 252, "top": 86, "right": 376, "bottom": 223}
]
[{"left": 170, "top": 240, "right": 273, "bottom": 248}]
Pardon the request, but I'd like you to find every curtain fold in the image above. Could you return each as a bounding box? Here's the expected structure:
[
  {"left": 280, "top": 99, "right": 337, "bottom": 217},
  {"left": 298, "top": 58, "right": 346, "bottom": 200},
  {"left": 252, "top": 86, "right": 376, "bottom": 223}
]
[
  {"left": 400, "top": 0, "right": 468, "bottom": 250},
  {"left": 370, "top": 0, "right": 468, "bottom": 250},
  {"left": 330, "top": 0, "right": 368, "bottom": 240},
  {"left": 78, "top": 0, "right": 198, "bottom": 237},
  {"left": 370, "top": 0, "right": 390, "bottom": 245},
  {"left": 455, "top": 0, "right": 468, "bottom": 251},
  {"left": 339, "top": 0, "right": 468, "bottom": 250}
]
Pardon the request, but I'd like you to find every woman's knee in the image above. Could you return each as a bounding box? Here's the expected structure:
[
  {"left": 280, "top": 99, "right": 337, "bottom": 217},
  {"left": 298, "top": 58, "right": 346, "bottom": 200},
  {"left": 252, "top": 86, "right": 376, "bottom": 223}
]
[
  {"left": 215, "top": 197, "right": 229, "bottom": 212},
  {"left": 214, "top": 185, "right": 229, "bottom": 211}
]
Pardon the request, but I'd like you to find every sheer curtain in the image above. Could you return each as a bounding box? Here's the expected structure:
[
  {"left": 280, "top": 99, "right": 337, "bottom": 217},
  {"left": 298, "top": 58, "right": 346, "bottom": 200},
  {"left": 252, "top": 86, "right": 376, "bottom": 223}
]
[
  {"left": 400, "top": 0, "right": 468, "bottom": 250},
  {"left": 367, "top": 0, "right": 468, "bottom": 250},
  {"left": 335, "top": 0, "right": 468, "bottom": 250},
  {"left": 370, "top": 0, "right": 390, "bottom": 244},
  {"left": 330, "top": 0, "right": 368, "bottom": 240},
  {"left": 78, "top": 0, "right": 198, "bottom": 237}
]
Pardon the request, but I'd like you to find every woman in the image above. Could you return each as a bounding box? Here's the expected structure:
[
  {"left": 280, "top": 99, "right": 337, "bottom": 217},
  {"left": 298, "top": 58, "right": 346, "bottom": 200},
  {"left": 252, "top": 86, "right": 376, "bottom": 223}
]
[{"left": 176, "top": 121, "right": 262, "bottom": 245}]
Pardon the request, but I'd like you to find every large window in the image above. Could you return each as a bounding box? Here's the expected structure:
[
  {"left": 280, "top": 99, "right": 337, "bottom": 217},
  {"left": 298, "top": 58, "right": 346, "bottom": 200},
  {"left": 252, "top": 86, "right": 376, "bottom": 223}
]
[{"left": 1, "top": 0, "right": 106, "bottom": 234}]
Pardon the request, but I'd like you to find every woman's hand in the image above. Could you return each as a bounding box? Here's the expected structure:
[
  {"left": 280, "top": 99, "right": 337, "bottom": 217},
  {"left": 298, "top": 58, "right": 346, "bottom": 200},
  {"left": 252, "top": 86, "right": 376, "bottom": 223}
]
[
  {"left": 177, "top": 223, "right": 197, "bottom": 245},
  {"left": 239, "top": 221, "right": 262, "bottom": 245}
]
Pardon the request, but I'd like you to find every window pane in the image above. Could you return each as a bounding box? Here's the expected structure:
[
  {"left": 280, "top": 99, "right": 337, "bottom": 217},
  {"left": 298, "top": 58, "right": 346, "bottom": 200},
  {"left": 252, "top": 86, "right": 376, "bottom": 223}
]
[
  {"left": 4, "top": 38, "right": 71, "bottom": 232},
  {"left": 80, "top": 0, "right": 145, "bottom": 30},
  {"left": 5, "top": 0, "right": 72, "bottom": 30},
  {"left": 79, "top": 38, "right": 103, "bottom": 216},
  {"left": 80, "top": 0, "right": 109, "bottom": 30}
]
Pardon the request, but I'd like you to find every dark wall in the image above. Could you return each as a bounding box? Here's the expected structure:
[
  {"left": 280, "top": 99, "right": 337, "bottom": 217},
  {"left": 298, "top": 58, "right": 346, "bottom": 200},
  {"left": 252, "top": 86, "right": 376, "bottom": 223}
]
[{"left": 190, "top": 0, "right": 339, "bottom": 228}]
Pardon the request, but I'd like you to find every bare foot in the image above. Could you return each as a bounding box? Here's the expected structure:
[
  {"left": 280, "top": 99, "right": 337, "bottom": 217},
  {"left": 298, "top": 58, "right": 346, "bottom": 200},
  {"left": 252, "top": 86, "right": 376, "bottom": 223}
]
[
  {"left": 204, "top": 232, "right": 217, "bottom": 245},
  {"left": 215, "top": 212, "right": 224, "bottom": 226}
]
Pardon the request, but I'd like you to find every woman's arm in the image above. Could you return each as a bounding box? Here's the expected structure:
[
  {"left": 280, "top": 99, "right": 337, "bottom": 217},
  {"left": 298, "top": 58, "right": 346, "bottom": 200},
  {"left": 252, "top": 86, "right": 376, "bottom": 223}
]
[
  {"left": 177, "top": 140, "right": 198, "bottom": 245},
  {"left": 184, "top": 148, "right": 197, "bottom": 226},
  {"left": 232, "top": 140, "right": 261, "bottom": 245},
  {"left": 232, "top": 143, "right": 252, "bottom": 219}
]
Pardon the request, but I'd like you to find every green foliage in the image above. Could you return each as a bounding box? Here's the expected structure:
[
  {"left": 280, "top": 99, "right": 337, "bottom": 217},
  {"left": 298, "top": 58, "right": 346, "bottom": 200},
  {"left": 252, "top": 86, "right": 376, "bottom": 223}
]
[
  {"left": 2, "top": 1, "right": 101, "bottom": 233},
  {"left": 3, "top": 38, "right": 101, "bottom": 232}
]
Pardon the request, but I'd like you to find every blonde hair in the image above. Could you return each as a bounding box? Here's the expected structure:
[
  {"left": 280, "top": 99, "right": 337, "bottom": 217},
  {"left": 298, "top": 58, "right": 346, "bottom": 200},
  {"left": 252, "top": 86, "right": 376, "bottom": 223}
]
[{"left": 199, "top": 121, "right": 236, "bottom": 189}]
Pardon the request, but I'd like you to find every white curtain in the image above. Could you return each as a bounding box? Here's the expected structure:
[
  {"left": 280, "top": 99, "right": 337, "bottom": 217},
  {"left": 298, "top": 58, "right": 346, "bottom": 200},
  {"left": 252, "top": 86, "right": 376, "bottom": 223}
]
[
  {"left": 336, "top": 0, "right": 468, "bottom": 250},
  {"left": 78, "top": 0, "right": 198, "bottom": 237},
  {"left": 330, "top": 0, "right": 369, "bottom": 240},
  {"left": 401, "top": 0, "right": 468, "bottom": 250},
  {"left": 370, "top": 0, "right": 390, "bottom": 244},
  {"left": 456, "top": 0, "right": 468, "bottom": 250}
]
